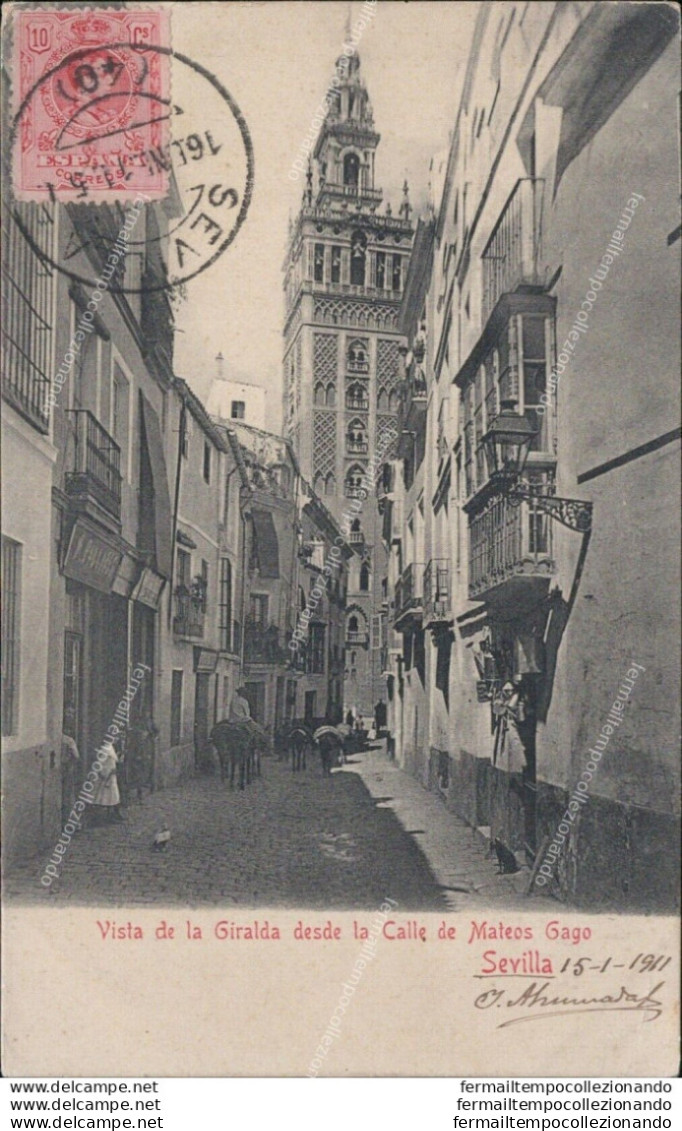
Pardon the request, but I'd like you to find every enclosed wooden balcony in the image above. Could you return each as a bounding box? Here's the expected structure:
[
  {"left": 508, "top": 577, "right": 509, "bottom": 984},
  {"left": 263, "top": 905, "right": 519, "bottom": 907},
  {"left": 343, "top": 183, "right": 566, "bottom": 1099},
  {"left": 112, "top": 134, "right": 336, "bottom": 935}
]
[
  {"left": 482, "top": 178, "right": 545, "bottom": 324},
  {"left": 468, "top": 494, "right": 554, "bottom": 607},
  {"left": 423, "top": 559, "right": 451, "bottom": 628}
]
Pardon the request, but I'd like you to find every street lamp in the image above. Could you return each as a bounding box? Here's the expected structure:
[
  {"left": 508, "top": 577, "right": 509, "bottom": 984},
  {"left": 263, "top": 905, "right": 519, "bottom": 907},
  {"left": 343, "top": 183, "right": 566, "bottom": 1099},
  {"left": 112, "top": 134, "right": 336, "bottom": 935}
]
[
  {"left": 481, "top": 400, "right": 537, "bottom": 483},
  {"left": 481, "top": 402, "right": 593, "bottom": 534}
]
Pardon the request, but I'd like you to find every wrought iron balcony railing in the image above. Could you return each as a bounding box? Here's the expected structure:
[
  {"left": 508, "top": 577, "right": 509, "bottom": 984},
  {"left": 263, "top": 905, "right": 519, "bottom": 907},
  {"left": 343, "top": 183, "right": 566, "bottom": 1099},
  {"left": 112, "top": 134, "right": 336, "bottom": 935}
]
[
  {"left": 347, "top": 438, "right": 369, "bottom": 454},
  {"left": 243, "top": 618, "right": 288, "bottom": 664},
  {"left": 173, "top": 592, "right": 205, "bottom": 638},
  {"left": 345, "top": 395, "right": 369, "bottom": 412},
  {"left": 394, "top": 562, "right": 424, "bottom": 626},
  {"left": 468, "top": 493, "right": 554, "bottom": 602},
  {"left": 346, "top": 630, "right": 368, "bottom": 645},
  {"left": 64, "top": 409, "right": 122, "bottom": 520},
  {"left": 481, "top": 178, "right": 545, "bottom": 323},
  {"left": 423, "top": 559, "right": 451, "bottom": 627}
]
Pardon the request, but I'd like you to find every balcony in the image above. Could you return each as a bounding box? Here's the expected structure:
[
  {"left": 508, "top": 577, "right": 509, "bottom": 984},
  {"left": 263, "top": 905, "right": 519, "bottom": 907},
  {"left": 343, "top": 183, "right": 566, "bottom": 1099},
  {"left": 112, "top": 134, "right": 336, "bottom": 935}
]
[
  {"left": 468, "top": 494, "right": 554, "bottom": 607},
  {"left": 349, "top": 530, "right": 365, "bottom": 546},
  {"left": 394, "top": 563, "right": 424, "bottom": 630},
  {"left": 346, "top": 630, "right": 369, "bottom": 646},
  {"left": 345, "top": 395, "right": 369, "bottom": 412},
  {"left": 347, "top": 438, "right": 369, "bottom": 455},
  {"left": 243, "top": 618, "right": 288, "bottom": 665},
  {"left": 173, "top": 592, "right": 205, "bottom": 638},
  {"left": 64, "top": 410, "right": 122, "bottom": 521},
  {"left": 423, "top": 559, "right": 451, "bottom": 629},
  {"left": 482, "top": 178, "right": 545, "bottom": 324}
]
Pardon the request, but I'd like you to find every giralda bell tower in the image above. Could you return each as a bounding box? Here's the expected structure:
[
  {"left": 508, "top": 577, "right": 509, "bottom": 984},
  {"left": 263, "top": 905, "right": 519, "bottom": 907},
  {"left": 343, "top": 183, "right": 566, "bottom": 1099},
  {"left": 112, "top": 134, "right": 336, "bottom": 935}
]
[{"left": 282, "top": 48, "right": 413, "bottom": 717}]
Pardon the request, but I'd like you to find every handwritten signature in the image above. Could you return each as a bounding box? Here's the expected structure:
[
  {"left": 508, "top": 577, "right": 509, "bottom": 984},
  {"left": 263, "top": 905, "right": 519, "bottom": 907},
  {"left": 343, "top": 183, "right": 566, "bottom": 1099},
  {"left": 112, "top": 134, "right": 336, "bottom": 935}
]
[{"left": 474, "top": 980, "right": 666, "bottom": 1029}]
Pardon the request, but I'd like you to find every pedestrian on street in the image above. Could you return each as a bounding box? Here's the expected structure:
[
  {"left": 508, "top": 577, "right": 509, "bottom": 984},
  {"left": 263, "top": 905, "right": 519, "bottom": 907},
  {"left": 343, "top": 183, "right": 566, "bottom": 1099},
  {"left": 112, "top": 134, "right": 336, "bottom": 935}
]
[
  {"left": 229, "top": 686, "right": 251, "bottom": 722},
  {"left": 60, "top": 732, "right": 81, "bottom": 827},
  {"left": 345, "top": 708, "right": 354, "bottom": 728},
  {"left": 127, "top": 715, "right": 157, "bottom": 802},
  {"left": 90, "top": 739, "right": 124, "bottom": 823}
]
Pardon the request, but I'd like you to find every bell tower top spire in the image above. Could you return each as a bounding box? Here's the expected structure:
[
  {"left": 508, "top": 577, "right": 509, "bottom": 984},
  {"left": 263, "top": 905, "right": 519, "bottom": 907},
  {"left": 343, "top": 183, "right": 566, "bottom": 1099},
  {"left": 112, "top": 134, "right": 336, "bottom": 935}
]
[{"left": 311, "top": 40, "right": 381, "bottom": 212}]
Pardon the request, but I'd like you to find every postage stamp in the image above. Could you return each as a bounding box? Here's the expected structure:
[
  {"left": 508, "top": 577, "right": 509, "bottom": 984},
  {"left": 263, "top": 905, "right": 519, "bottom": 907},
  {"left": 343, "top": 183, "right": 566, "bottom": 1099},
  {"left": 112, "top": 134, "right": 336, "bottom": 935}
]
[{"left": 12, "top": 7, "right": 171, "bottom": 201}]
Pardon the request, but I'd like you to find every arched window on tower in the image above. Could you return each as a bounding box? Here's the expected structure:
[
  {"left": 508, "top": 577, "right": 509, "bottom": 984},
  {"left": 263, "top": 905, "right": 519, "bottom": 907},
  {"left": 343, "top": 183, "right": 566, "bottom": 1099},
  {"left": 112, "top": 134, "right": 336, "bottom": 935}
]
[
  {"left": 325, "top": 383, "right": 336, "bottom": 407},
  {"left": 348, "top": 614, "right": 359, "bottom": 634},
  {"left": 345, "top": 465, "right": 366, "bottom": 499},
  {"left": 347, "top": 339, "right": 369, "bottom": 374},
  {"left": 350, "top": 231, "right": 367, "bottom": 286},
  {"left": 324, "top": 472, "right": 336, "bottom": 496},
  {"left": 346, "top": 418, "right": 367, "bottom": 454},
  {"left": 344, "top": 152, "right": 360, "bottom": 187},
  {"left": 377, "top": 388, "right": 388, "bottom": 412},
  {"left": 346, "top": 382, "right": 368, "bottom": 411},
  {"left": 314, "top": 382, "right": 325, "bottom": 406},
  {"left": 359, "top": 563, "right": 370, "bottom": 592}
]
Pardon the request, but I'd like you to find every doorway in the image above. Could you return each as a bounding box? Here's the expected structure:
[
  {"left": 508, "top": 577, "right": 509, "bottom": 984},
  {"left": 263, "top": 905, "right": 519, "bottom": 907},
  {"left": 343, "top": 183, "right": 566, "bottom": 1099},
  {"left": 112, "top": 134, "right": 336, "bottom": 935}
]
[
  {"left": 194, "top": 672, "right": 211, "bottom": 767},
  {"left": 304, "top": 690, "right": 317, "bottom": 726}
]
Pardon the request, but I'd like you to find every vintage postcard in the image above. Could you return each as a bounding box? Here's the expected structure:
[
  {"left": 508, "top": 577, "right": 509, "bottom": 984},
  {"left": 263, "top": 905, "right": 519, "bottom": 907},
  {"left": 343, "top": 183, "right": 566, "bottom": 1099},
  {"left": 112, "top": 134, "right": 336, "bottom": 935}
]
[{"left": 1, "top": 0, "right": 680, "bottom": 1078}]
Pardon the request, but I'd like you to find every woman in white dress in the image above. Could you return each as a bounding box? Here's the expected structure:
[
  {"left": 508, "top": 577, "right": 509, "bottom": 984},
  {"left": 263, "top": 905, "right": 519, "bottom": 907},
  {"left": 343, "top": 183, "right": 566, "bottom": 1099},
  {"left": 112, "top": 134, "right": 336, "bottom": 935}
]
[{"left": 91, "top": 740, "right": 124, "bottom": 822}]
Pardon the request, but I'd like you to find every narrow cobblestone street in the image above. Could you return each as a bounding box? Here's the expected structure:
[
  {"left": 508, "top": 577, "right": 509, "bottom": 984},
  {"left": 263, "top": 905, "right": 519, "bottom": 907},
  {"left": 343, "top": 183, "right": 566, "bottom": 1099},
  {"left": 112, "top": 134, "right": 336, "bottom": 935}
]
[{"left": 6, "top": 742, "right": 539, "bottom": 910}]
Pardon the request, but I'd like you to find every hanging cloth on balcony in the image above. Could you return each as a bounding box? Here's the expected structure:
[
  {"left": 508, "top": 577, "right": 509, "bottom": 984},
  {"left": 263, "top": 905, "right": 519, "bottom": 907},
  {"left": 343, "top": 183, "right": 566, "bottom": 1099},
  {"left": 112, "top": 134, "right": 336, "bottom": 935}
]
[
  {"left": 251, "top": 508, "right": 280, "bottom": 578},
  {"left": 139, "top": 394, "right": 173, "bottom": 578}
]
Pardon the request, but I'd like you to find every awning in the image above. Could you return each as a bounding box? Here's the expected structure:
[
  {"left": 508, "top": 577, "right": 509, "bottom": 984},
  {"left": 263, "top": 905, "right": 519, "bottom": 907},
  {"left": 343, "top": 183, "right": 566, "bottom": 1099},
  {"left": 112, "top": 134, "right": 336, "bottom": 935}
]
[
  {"left": 251, "top": 508, "right": 280, "bottom": 578},
  {"left": 140, "top": 394, "right": 173, "bottom": 578}
]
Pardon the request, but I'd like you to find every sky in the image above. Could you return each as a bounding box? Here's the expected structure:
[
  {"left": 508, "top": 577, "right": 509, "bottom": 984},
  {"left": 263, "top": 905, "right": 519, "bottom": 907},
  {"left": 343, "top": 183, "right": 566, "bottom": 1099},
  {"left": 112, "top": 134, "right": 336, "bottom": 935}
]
[{"left": 172, "top": 1, "right": 477, "bottom": 431}]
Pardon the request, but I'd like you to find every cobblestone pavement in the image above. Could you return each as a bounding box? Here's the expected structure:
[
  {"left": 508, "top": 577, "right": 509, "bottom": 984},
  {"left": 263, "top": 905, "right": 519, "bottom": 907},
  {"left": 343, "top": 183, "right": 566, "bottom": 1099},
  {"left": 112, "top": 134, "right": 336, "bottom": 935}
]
[{"left": 5, "top": 742, "right": 546, "bottom": 910}]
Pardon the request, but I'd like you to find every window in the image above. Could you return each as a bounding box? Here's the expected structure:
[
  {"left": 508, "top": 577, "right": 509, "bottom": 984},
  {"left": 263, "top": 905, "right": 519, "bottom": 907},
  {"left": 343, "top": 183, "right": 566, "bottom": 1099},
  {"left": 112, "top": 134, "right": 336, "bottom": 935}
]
[
  {"left": 314, "top": 382, "right": 325, "bottom": 406},
  {"left": 170, "top": 671, "right": 183, "bottom": 746},
  {"left": 2, "top": 203, "right": 55, "bottom": 432},
  {"left": 376, "top": 251, "right": 386, "bottom": 289},
  {"left": 474, "top": 367, "right": 485, "bottom": 486},
  {"left": 521, "top": 315, "right": 549, "bottom": 450},
  {"left": 331, "top": 246, "right": 341, "bottom": 283},
  {"left": 200, "top": 560, "right": 209, "bottom": 613},
  {"left": 324, "top": 472, "right": 336, "bottom": 496},
  {"left": 1, "top": 537, "right": 21, "bottom": 735},
  {"left": 392, "top": 255, "right": 402, "bottom": 291},
  {"left": 176, "top": 548, "right": 191, "bottom": 590},
  {"left": 203, "top": 442, "right": 211, "bottom": 484},
  {"left": 231, "top": 400, "right": 245, "bottom": 419},
  {"left": 345, "top": 465, "right": 366, "bottom": 498},
  {"left": 343, "top": 153, "right": 360, "bottom": 187},
  {"left": 325, "top": 383, "right": 336, "bottom": 407},
  {"left": 359, "top": 563, "right": 370, "bottom": 591},
  {"left": 346, "top": 382, "right": 368, "bottom": 410},
  {"left": 219, "top": 559, "right": 232, "bottom": 651},
  {"left": 346, "top": 419, "right": 367, "bottom": 452},
  {"left": 350, "top": 231, "right": 366, "bottom": 286},
  {"left": 308, "top": 624, "right": 326, "bottom": 674},
  {"left": 249, "top": 593, "right": 269, "bottom": 625},
  {"left": 347, "top": 339, "right": 368, "bottom": 372},
  {"left": 371, "top": 614, "right": 381, "bottom": 649},
  {"left": 348, "top": 615, "right": 359, "bottom": 634},
  {"left": 111, "top": 363, "right": 129, "bottom": 464},
  {"left": 314, "top": 243, "right": 325, "bottom": 283}
]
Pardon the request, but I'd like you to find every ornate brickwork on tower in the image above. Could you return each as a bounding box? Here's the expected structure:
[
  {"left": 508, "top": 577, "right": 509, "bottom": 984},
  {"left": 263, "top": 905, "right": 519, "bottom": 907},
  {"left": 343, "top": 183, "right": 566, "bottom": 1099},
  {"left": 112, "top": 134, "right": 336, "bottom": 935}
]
[{"left": 282, "top": 50, "right": 414, "bottom": 716}]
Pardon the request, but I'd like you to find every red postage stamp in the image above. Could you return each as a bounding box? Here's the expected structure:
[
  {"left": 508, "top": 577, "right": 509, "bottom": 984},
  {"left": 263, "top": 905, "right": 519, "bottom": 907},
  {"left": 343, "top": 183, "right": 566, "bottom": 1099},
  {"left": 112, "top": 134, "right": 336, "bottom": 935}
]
[{"left": 12, "top": 8, "right": 171, "bottom": 202}]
